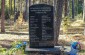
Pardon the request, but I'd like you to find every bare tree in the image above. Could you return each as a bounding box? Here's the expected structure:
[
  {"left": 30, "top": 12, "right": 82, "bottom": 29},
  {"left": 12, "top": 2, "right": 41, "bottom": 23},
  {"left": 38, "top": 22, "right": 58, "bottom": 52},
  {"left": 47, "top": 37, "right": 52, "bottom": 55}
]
[
  {"left": 64, "top": 0, "right": 68, "bottom": 17},
  {"left": 72, "top": 0, "right": 75, "bottom": 19},
  {"left": 14, "top": 0, "right": 15, "bottom": 13},
  {"left": 9, "top": 0, "right": 12, "bottom": 15},
  {"left": 83, "top": 0, "right": 85, "bottom": 22},
  {"left": 29, "top": 0, "right": 31, "bottom": 6},
  {"left": 14, "top": 0, "right": 16, "bottom": 22},
  {"left": 25, "top": 0, "right": 28, "bottom": 21},
  {"left": 1, "top": 0, "right": 5, "bottom": 32},
  {"left": 55, "top": 0, "right": 64, "bottom": 45}
]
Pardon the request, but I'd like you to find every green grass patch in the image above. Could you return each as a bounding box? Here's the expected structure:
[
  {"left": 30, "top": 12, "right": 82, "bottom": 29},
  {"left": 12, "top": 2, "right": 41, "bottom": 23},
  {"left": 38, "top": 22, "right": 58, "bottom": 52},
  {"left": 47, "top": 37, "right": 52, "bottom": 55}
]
[{"left": 79, "top": 50, "right": 85, "bottom": 53}]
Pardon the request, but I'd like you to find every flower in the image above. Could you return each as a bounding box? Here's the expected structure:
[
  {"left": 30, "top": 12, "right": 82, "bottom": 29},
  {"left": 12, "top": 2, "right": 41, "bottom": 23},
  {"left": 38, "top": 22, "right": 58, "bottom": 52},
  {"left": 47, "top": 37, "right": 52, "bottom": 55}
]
[
  {"left": 16, "top": 44, "right": 22, "bottom": 48},
  {"left": 23, "top": 42, "right": 27, "bottom": 45},
  {"left": 71, "top": 42, "right": 78, "bottom": 49}
]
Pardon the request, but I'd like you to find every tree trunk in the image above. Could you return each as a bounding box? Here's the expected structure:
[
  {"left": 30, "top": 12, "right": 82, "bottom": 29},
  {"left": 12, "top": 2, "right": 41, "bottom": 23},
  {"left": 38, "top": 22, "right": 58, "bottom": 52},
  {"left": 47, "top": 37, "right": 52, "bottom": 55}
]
[
  {"left": 25, "top": 0, "right": 28, "bottom": 12},
  {"left": 64, "top": 0, "right": 68, "bottom": 17},
  {"left": 14, "top": 0, "right": 15, "bottom": 14},
  {"left": 83, "top": 0, "right": 85, "bottom": 22},
  {"left": 72, "top": 0, "right": 75, "bottom": 19},
  {"left": 55, "top": 0, "right": 64, "bottom": 45},
  {"left": 1, "top": 0, "right": 5, "bottom": 32},
  {"left": 20, "top": 0, "right": 23, "bottom": 13},
  {"left": 10, "top": 0, "right": 12, "bottom": 15},
  {"left": 14, "top": 0, "right": 16, "bottom": 22},
  {"left": 40, "top": 0, "right": 42, "bottom": 4},
  {"left": 83, "top": 0, "right": 85, "bottom": 35},
  {"left": 33, "top": 0, "right": 35, "bottom": 4},
  {"left": 29, "top": 0, "right": 31, "bottom": 6},
  {"left": 18, "top": 0, "right": 20, "bottom": 11},
  {"left": 9, "top": 0, "right": 10, "bottom": 16},
  {"left": 47, "top": 0, "right": 49, "bottom": 4},
  {"left": 25, "top": 0, "right": 28, "bottom": 21}
]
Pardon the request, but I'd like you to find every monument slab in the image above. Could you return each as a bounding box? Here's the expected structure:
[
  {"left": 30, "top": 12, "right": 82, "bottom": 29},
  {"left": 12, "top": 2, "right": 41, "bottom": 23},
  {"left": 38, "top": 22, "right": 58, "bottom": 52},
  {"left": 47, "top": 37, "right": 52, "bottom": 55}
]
[
  {"left": 25, "top": 4, "right": 62, "bottom": 55},
  {"left": 29, "top": 4, "right": 54, "bottom": 48}
]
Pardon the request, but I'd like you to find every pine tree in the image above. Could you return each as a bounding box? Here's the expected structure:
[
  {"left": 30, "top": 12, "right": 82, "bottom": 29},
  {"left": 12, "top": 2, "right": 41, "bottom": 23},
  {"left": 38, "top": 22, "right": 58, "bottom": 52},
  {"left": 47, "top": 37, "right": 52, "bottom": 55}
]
[
  {"left": 1, "top": 0, "right": 5, "bottom": 32},
  {"left": 55, "top": 0, "right": 64, "bottom": 45}
]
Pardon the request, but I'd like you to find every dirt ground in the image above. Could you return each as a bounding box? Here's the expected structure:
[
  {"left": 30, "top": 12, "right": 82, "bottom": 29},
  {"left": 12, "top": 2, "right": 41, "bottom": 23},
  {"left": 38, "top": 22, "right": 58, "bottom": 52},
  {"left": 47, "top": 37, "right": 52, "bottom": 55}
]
[{"left": 0, "top": 34, "right": 29, "bottom": 49}]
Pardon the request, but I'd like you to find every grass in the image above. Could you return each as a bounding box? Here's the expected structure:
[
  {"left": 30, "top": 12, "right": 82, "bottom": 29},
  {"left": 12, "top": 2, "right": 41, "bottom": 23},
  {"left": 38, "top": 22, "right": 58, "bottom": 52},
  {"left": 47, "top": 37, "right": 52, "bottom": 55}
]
[
  {"left": 0, "top": 40, "right": 27, "bottom": 55},
  {"left": 80, "top": 50, "right": 85, "bottom": 53}
]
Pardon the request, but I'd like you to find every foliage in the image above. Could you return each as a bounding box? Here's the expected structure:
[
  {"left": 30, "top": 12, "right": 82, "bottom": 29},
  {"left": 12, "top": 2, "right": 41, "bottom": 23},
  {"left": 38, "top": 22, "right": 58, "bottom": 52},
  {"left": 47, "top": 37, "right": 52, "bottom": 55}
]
[
  {"left": 11, "top": 40, "right": 22, "bottom": 47},
  {"left": 62, "top": 16, "right": 71, "bottom": 33},
  {"left": 5, "top": 8, "right": 10, "bottom": 20},
  {"left": 68, "top": 0, "right": 83, "bottom": 18},
  {"left": 75, "top": 13, "right": 83, "bottom": 20},
  {"left": 0, "top": 41, "right": 27, "bottom": 55},
  {"left": 8, "top": 41, "right": 27, "bottom": 55},
  {"left": 77, "top": 0, "right": 83, "bottom": 14},
  {"left": 13, "top": 12, "right": 24, "bottom": 30},
  {"left": 79, "top": 50, "right": 85, "bottom": 53},
  {"left": 0, "top": 48, "right": 7, "bottom": 53}
]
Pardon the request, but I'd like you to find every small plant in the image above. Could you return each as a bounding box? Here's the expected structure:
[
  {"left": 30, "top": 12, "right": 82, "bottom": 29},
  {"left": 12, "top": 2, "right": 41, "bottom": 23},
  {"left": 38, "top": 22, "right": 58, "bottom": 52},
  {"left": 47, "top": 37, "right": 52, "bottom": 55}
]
[
  {"left": 75, "top": 13, "right": 83, "bottom": 20},
  {"left": 0, "top": 48, "right": 7, "bottom": 53},
  {"left": 79, "top": 50, "right": 85, "bottom": 53},
  {"left": 62, "top": 16, "right": 71, "bottom": 34},
  {"left": 12, "top": 12, "right": 24, "bottom": 31},
  {"left": 1, "top": 41, "right": 28, "bottom": 55}
]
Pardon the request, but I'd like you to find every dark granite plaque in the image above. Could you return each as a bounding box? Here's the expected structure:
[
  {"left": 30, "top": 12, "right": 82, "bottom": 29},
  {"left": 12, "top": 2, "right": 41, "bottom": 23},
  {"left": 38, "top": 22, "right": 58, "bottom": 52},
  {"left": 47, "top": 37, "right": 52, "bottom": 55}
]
[{"left": 29, "top": 4, "right": 54, "bottom": 48}]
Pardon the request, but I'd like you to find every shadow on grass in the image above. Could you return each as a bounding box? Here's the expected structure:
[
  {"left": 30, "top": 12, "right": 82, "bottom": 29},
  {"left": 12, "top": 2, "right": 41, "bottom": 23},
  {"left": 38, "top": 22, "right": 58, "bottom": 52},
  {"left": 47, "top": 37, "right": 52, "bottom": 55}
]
[
  {"left": 0, "top": 44, "right": 12, "bottom": 49},
  {"left": 0, "top": 40, "right": 13, "bottom": 49},
  {"left": 0, "top": 39, "right": 29, "bottom": 49},
  {"left": 0, "top": 40, "right": 13, "bottom": 42},
  {"left": 0, "top": 32, "right": 29, "bottom": 35}
]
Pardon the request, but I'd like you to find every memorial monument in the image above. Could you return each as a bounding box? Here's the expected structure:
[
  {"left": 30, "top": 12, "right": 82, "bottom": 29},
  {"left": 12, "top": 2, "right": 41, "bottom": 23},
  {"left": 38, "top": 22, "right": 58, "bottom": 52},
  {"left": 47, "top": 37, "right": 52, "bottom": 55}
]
[
  {"left": 29, "top": 4, "right": 54, "bottom": 48},
  {"left": 25, "top": 4, "right": 61, "bottom": 55}
]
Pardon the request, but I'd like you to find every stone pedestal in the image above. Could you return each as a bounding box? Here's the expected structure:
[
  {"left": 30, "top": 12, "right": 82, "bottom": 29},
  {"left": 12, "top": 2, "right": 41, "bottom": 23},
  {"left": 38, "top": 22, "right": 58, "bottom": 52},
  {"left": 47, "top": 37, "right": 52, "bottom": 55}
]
[{"left": 25, "top": 46, "right": 62, "bottom": 55}]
